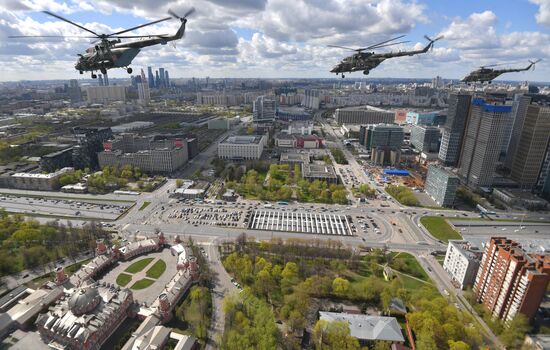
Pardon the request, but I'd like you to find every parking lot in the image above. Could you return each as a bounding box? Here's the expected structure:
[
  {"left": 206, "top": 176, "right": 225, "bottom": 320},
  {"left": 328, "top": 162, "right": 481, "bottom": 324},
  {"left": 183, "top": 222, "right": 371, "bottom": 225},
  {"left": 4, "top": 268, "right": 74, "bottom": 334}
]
[
  {"left": 247, "top": 209, "right": 354, "bottom": 235},
  {"left": 0, "top": 194, "right": 132, "bottom": 220},
  {"left": 166, "top": 206, "right": 245, "bottom": 228}
]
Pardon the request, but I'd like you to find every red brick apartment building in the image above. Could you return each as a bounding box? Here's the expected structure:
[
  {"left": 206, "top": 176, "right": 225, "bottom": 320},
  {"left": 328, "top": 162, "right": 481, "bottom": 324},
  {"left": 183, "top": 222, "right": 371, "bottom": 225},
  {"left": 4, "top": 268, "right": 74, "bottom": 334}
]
[{"left": 473, "top": 237, "right": 550, "bottom": 322}]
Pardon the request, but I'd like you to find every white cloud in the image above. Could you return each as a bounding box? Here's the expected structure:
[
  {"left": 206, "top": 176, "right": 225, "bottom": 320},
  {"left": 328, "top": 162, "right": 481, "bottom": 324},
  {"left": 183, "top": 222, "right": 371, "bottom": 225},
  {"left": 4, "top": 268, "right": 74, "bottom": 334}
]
[{"left": 530, "top": 0, "right": 550, "bottom": 26}]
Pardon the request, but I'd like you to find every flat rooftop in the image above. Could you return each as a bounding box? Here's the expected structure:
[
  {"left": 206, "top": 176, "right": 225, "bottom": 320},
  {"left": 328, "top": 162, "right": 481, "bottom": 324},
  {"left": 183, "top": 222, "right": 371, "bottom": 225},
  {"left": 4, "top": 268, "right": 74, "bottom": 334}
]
[
  {"left": 302, "top": 163, "right": 337, "bottom": 178},
  {"left": 220, "top": 135, "right": 263, "bottom": 145},
  {"left": 280, "top": 152, "right": 310, "bottom": 163}
]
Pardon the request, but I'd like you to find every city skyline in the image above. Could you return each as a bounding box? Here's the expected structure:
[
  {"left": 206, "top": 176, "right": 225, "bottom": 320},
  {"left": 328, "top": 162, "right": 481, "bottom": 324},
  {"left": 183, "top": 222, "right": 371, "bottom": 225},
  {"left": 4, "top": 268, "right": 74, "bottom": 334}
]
[{"left": 0, "top": 0, "right": 549, "bottom": 81}]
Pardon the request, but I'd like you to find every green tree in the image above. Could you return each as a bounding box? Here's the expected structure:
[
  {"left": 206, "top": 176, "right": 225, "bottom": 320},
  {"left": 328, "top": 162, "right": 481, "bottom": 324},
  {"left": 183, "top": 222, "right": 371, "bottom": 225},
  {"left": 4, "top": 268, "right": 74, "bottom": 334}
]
[
  {"left": 332, "top": 277, "right": 350, "bottom": 297},
  {"left": 176, "top": 179, "right": 183, "bottom": 187},
  {"left": 500, "top": 314, "right": 530, "bottom": 349},
  {"left": 312, "top": 320, "right": 360, "bottom": 350},
  {"left": 448, "top": 340, "right": 470, "bottom": 350}
]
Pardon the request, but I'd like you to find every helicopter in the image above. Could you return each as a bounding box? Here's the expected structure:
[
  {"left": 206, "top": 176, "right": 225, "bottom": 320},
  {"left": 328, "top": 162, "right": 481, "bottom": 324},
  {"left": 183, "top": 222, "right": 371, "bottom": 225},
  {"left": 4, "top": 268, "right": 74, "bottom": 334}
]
[
  {"left": 9, "top": 8, "right": 195, "bottom": 79},
  {"left": 328, "top": 35, "right": 443, "bottom": 78},
  {"left": 461, "top": 59, "right": 542, "bottom": 83}
]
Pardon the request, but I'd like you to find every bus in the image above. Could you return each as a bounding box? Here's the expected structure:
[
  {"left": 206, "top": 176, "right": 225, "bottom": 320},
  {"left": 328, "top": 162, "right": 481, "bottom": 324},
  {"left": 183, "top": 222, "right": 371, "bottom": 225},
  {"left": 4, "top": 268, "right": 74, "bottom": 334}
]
[{"left": 277, "top": 201, "right": 289, "bottom": 206}]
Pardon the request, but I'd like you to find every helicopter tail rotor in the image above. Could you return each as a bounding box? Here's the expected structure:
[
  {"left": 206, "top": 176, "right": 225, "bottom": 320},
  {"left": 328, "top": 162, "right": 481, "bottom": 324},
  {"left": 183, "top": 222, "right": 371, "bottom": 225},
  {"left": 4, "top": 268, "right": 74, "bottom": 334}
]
[
  {"left": 424, "top": 35, "right": 443, "bottom": 50},
  {"left": 529, "top": 59, "right": 542, "bottom": 70},
  {"left": 168, "top": 7, "right": 196, "bottom": 23}
]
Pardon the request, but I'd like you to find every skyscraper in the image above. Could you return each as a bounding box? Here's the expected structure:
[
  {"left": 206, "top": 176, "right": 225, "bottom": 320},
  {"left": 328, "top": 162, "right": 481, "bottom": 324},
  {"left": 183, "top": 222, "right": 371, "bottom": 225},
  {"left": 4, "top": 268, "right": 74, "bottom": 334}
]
[
  {"left": 155, "top": 70, "right": 160, "bottom": 88},
  {"left": 138, "top": 68, "right": 151, "bottom": 106},
  {"left": 410, "top": 125, "right": 440, "bottom": 153},
  {"left": 164, "top": 70, "right": 170, "bottom": 88},
  {"left": 159, "top": 67, "right": 165, "bottom": 88},
  {"left": 458, "top": 98, "right": 513, "bottom": 188},
  {"left": 360, "top": 124, "right": 404, "bottom": 150},
  {"left": 473, "top": 237, "right": 550, "bottom": 322},
  {"left": 147, "top": 66, "right": 155, "bottom": 89},
  {"left": 67, "top": 79, "right": 82, "bottom": 103},
  {"left": 505, "top": 95, "right": 532, "bottom": 170},
  {"left": 439, "top": 93, "right": 471, "bottom": 166},
  {"left": 253, "top": 96, "right": 276, "bottom": 123},
  {"left": 510, "top": 104, "right": 550, "bottom": 189}
]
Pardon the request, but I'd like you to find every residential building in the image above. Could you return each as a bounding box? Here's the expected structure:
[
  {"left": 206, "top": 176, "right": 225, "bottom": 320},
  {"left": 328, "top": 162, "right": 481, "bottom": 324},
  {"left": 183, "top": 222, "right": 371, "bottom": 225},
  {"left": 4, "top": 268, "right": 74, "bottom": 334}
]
[
  {"left": 303, "top": 89, "right": 321, "bottom": 110},
  {"left": 439, "top": 93, "right": 472, "bottom": 166},
  {"left": 98, "top": 134, "right": 188, "bottom": 174},
  {"left": 359, "top": 124, "right": 404, "bottom": 150},
  {"left": 335, "top": 106, "right": 394, "bottom": 125},
  {"left": 85, "top": 86, "right": 126, "bottom": 104},
  {"left": 473, "top": 237, "right": 550, "bottom": 322},
  {"left": 253, "top": 96, "right": 276, "bottom": 123},
  {"left": 410, "top": 125, "right": 440, "bottom": 153},
  {"left": 443, "top": 240, "right": 482, "bottom": 289},
  {"left": 510, "top": 104, "right": 550, "bottom": 189},
  {"left": 425, "top": 165, "right": 459, "bottom": 207},
  {"left": 217, "top": 135, "right": 267, "bottom": 160},
  {"left": 9, "top": 167, "right": 74, "bottom": 191},
  {"left": 458, "top": 98, "right": 513, "bottom": 188},
  {"left": 319, "top": 312, "right": 404, "bottom": 345}
]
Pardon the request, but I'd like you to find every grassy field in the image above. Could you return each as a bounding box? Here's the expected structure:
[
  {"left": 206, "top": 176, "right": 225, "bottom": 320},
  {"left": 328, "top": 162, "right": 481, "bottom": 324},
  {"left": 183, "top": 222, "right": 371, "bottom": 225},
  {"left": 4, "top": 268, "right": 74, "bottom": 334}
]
[
  {"left": 138, "top": 201, "right": 151, "bottom": 211},
  {"left": 420, "top": 216, "right": 462, "bottom": 242},
  {"left": 146, "top": 259, "right": 166, "bottom": 279},
  {"left": 131, "top": 278, "right": 155, "bottom": 290},
  {"left": 390, "top": 252, "right": 430, "bottom": 281},
  {"left": 125, "top": 258, "right": 154, "bottom": 273},
  {"left": 116, "top": 273, "right": 132, "bottom": 287}
]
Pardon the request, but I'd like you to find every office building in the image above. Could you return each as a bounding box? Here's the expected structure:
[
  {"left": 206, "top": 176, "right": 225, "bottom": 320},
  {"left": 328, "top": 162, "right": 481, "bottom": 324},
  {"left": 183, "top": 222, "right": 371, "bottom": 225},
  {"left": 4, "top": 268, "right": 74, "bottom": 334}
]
[
  {"left": 473, "top": 237, "right": 550, "bottom": 322},
  {"left": 275, "top": 134, "right": 323, "bottom": 149},
  {"left": 72, "top": 126, "right": 113, "bottom": 170},
  {"left": 164, "top": 70, "right": 170, "bottom": 88},
  {"left": 253, "top": 96, "right": 276, "bottom": 123},
  {"left": 40, "top": 148, "right": 74, "bottom": 172},
  {"left": 406, "top": 111, "right": 438, "bottom": 125},
  {"left": 187, "top": 138, "right": 199, "bottom": 159},
  {"left": 511, "top": 104, "right": 550, "bottom": 189},
  {"left": 410, "top": 125, "right": 440, "bottom": 153},
  {"left": 67, "top": 79, "right": 82, "bottom": 103},
  {"left": 439, "top": 93, "right": 472, "bottom": 166},
  {"left": 505, "top": 95, "right": 533, "bottom": 170},
  {"left": 147, "top": 66, "right": 155, "bottom": 89},
  {"left": 443, "top": 240, "right": 482, "bottom": 289},
  {"left": 85, "top": 86, "right": 126, "bottom": 104},
  {"left": 302, "top": 163, "right": 339, "bottom": 183},
  {"left": 458, "top": 98, "right": 513, "bottom": 188},
  {"left": 359, "top": 124, "right": 404, "bottom": 150},
  {"left": 137, "top": 69, "right": 151, "bottom": 106},
  {"left": 335, "top": 106, "right": 394, "bottom": 125},
  {"left": 159, "top": 67, "right": 165, "bottom": 88},
  {"left": 218, "top": 135, "right": 267, "bottom": 160},
  {"left": 303, "top": 89, "right": 321, "bottom": 110},
  {"left": 98, "top": 134, "right": 188, "bottom": 174},
  {"left": 371, "top": 147, "right": 401, "bottom": 166},
  {"left": 155, "top": 70, "right": 160, "bottom": 88},
  {"left": 536, "top": 141, "right": 550, "bottom": 200},
  {"left": 425, "top": 165, "right": 460, "bottom": 207}
]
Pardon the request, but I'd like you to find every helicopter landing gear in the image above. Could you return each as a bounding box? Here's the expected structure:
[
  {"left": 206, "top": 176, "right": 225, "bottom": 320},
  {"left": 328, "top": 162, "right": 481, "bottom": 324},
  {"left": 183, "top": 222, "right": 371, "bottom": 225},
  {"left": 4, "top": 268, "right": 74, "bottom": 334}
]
[
  {"left": 100, "top": 67, "right": 107, "bottom": 75},
  {"left": 126, "top": 67, "right": 133, "bottom": 74},
  {"left": 91, "top": 73, "right": 97, "bottom": 79}
]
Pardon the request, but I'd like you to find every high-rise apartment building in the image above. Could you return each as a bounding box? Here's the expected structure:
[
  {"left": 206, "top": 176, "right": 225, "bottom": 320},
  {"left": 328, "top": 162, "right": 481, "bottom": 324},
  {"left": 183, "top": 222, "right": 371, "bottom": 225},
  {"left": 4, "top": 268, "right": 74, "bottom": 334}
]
[
  {"left": 443, "top": 240, "right": 481, "bottom": 289},
  {"left": 410, "top": 125, "right": 440, "bottom": 153},
  {"left": 253, "top": 96, "right": 276, "bottom": 123},
  {"left": 473, "top": 237, "right": 550, "bottom": 322},
  {"left": 458, "top": 98, "right": 513, "bottom": 188},
  {"left": 511, "top": 104, "right": 550, "bottom": 189},
  {"left": 505, "top": 95, "right": 532, "bottom": 170},
  {"left": 439, "top": 93, "right": 471, "bottom": 166},
  {"left": 303, "top": 89, "right": 321, "bottom": 109}
]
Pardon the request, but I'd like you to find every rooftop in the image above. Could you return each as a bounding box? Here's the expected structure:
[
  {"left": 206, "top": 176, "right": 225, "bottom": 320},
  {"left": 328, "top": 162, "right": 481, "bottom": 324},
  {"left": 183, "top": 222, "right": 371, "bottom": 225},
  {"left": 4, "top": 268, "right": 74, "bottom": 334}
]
[
  {"left": 302, "top": 163, "right": 337, "bottom": 179},
  {"left": 221, "top": 135, "right": 264, "bottom": 145},
  {"left": 319, "top": 312, "right": 404, "bottom": 342}
]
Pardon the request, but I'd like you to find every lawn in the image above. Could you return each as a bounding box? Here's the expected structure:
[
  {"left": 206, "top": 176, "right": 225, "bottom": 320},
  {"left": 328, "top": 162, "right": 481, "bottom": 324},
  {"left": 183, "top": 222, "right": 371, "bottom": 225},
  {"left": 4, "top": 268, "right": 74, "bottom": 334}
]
[
  {"left": 389, "top": 252, "right": 430, "bottom": 282},
  {"left": 125, "top": 258, "right": 154, "bottom": 273},
  {"left": 131, "top": 278, "right": 155, "bottom": 290},
  {"left": 116, "top": 273, "right": 132, "bottom": 287},
  {"left": 138, "top": 201, "right": 151, "bottom": 211},
  {"left": 420, "top": 216, "right": 462, "bottom": 242},
  {"left": 146, "top": 259, "right": 167, "bottom": 279}
]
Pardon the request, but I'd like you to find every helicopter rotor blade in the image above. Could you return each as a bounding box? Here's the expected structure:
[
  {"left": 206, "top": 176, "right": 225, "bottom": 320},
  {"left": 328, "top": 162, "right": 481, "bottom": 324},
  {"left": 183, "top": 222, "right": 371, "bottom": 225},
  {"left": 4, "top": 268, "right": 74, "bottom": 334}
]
[
  {"left": 108, "top": 17, "right": 172, "bottom": 37},
  {"left": 327, "top": 44, "right": 360, "bottom": 51},
  {"left": 368, "top": 40, "right": 410, "bottom": 50},
  {"left": 360, "top": 34, "right": 406, "bottom": 51},
  {"left": 183, "top": 7, "right": 196, "bottom": 18},
  {"left": 42, "top": 11, "right": 100, "bottom": 37},
  {"left": 8, "top": 35, "right": 98, "bottom": 38}
]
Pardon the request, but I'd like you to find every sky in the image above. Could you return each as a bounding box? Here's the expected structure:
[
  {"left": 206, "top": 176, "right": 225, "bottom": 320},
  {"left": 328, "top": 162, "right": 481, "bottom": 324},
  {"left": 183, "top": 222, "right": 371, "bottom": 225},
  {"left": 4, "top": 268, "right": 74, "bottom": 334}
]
[{"left": 0, "top": 0, "right": 550, "bottom": 81}]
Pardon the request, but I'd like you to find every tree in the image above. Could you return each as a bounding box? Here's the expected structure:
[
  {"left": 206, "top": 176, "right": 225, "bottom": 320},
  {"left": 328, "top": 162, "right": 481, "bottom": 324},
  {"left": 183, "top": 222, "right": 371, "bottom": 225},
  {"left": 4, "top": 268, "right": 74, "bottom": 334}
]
[
  {"left": 448, "top": 340, "right": 470, "bottom": 350},
  {"left": 332, "top": 277, "right": 350, "bottom": 297},
  {"left": 380, "top": 287, "right": 392, "bottom": 314},
  {"left": 176, "top": 179, "right": 183, "bottom": 187},
  {"left": 312, "top": 320, "right": 360, "bottom": 350},
  {"left": 500, "top": 314, "right": 530, "bottom": 349}
]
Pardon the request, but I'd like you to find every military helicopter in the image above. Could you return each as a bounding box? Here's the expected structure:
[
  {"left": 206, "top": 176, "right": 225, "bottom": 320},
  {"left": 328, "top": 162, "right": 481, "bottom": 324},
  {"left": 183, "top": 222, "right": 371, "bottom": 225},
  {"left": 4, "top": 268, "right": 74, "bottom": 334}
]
[
  {"left": 461, "top": 59, "right": 542, "bottom": 83},
  {"left": 328, "top": 35, "right": 443, "bottom": 78},
  {"left": 9, "top": 8, "right": 195, "bottom": 79}
]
